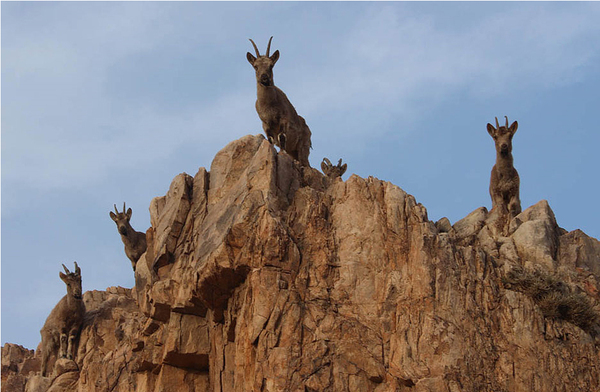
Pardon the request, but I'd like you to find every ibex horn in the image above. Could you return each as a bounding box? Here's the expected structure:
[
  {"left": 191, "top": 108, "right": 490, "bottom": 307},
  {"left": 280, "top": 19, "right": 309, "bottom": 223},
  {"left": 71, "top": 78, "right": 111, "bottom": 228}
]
[
  {"left": 495, "top": 117, "right": 500, "bottom": 129},
  {"left": 505, "top": 116, "right": 509, "bottom": 128},
  {"left": 114, "top": 204, "right": 119, "bottom": 214},
  {"left": 249, "top": 39, "right": 260, "bottom": 57},
  {"left": 266, "top": 36, "right": 273, "bottom": 57},
  {"left": 62, "top": 264, "right": 70, "bottom": 274},
  {"left": 123, "top": 202, "right": 126, "bottom": 213}
]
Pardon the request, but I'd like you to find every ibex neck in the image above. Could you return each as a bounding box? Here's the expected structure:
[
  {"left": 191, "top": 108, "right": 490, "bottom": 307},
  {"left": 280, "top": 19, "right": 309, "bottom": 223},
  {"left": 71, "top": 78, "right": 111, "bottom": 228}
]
[
  {"left": 256, "top": 82, "right": 277, "bottom": 97},
  {"left": 496, "top": 152, "right": 514, "bottom": 168},
  {"left": 66, "top": 291, "right": 82, "bottom": 306}
]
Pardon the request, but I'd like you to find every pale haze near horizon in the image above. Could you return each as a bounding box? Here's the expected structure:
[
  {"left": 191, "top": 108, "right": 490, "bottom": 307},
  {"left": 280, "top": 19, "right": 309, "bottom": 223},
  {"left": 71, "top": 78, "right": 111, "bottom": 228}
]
[{"left": 2, "top": 2, "right": 599, "bottom": 350}]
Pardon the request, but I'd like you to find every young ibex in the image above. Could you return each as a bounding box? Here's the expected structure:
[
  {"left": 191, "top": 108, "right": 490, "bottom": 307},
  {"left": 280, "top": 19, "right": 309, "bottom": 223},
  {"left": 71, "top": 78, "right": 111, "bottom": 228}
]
[
  {"left": 321, "top": 157, "right": 347, "bottom": 178},
  {"left": 247, "top": 36, "right": 312, "bottom": 167},
  {"left": 487, "top": 116, "right": 521, "bottom": 219},
  {"left": 109, "top": 203, "right": 147, "bottom": 271},
  {"left": 40, "top": 262, "right": 85, "bottom": 377}
]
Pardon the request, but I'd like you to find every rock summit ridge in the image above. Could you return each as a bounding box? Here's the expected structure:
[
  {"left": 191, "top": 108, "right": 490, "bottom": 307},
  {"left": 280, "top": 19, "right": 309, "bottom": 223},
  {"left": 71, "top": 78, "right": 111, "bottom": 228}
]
[{"left": 3, "top": 134, "right": 599, "bottom": 392}]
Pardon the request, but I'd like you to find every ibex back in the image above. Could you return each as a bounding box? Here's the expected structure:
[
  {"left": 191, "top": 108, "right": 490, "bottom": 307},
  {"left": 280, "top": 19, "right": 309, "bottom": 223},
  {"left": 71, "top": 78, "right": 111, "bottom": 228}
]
[
  {"left": 40, "top": 262, "right": 85, "bottom": 377},
  {"left": 247, "top": 36, "right": 312, "bottom": 167}
]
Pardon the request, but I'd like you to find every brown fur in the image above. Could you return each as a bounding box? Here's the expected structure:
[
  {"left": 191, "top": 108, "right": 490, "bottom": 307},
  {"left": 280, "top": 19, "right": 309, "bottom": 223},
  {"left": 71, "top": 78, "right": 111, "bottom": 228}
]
[
  {"left": 110, "top": 203, "right": 147, "bottom": 271},
  {"left": 247, "top": 37, "right": 312, "bottom": 167},
  {"left": 321, "top": 157, "right": 347, "bottom": 178},
  {"left": 487, "top": 116, "right": 521, "bottom": 220},
  {"left": 40, "top": 263, "right": 85, "bottom": 377}
]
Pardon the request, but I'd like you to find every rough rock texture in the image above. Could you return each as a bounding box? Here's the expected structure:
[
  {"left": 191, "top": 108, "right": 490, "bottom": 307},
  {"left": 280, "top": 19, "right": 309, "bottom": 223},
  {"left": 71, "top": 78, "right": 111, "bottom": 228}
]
[{"left": 3, "top": 134, "right": 599, "bottom": 392}]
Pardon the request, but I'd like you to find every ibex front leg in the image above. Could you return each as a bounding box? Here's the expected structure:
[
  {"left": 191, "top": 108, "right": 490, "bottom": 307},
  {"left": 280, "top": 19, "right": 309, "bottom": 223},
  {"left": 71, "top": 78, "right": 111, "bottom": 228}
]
[
  {"left": 67, "top": 327, "right": 79, "bottom": 360},
  {"left": 59, "top": 331, "right": 68, "bottom": 358}
]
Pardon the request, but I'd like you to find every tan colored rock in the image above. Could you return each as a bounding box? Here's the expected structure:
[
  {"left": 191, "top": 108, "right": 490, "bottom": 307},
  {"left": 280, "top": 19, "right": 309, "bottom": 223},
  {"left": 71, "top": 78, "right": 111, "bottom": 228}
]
[
  {"left": 5, "top": 134, "right": 600, "bottom": 391},
  {"left": 453, "top": 206, "right": 488, "bottom": 244},
  {"left": 2, "top": 344, "right": 38, "bottom": 392},
  {"left": 511, "top": 200, "right": 561, "bottom": 270}
]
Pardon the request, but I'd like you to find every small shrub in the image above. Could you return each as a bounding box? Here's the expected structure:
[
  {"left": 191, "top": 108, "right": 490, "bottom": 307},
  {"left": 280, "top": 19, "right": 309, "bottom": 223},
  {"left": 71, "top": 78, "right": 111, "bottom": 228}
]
[{"left": 503, "top": 265, "right": 599, "bottom": 336}]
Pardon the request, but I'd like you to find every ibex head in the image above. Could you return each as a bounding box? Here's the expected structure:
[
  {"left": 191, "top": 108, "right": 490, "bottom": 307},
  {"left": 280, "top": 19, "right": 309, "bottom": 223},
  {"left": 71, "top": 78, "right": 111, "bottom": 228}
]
[
  {"left": 60, "top": 262, "right": 82, "bottom": 299},
  {"left": 109, "top": 202, "right": 133, "bottom": 236},
  {"left": 487, "top": 116, "right": 518, "bottom": 157},
  {"left": 247, "top": 36, "right": 280, "bottom": 87},
  {"left": 321, "top": 158, "right": 347, "bottom": 178}
]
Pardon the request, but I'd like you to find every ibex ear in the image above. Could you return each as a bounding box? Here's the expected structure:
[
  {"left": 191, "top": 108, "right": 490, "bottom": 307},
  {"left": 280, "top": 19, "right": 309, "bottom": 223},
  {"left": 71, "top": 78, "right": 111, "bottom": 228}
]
[
  {"left": 59, "top": 272, "right": 67, "bottom": 281},
  {"left": 509, "top": 121, "right": 518, "bottom": 136},
  {"left": 270, "top": 50, "right": 279, "bottom": 64},
  {"left": 247, "top": 52, "right": 256, "bottom": 65},
  {"left": 126, "top": 208, "right": 133, "bottom": 220},
  {"left": 486, "top": 123, "right": 496, "bottom": 138},
  {"left": 109, "top": 211, "right": 117, "bottom": 221},
  {"left": 340, "top": 163, "right": 348, "bottom": 175}
]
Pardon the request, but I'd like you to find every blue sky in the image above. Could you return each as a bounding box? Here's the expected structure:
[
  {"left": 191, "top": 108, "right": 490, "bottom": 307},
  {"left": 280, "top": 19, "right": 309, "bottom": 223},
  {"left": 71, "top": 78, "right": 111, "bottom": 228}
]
[{"left": 2, "top": 2, "right": 599, "bottom": 350}]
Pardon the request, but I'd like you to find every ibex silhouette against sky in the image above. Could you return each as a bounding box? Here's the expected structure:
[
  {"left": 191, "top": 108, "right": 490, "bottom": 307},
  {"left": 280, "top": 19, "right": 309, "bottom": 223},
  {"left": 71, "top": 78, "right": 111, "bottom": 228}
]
[
  {"left": 487, "top": 116, "right": 521, "bottom": 219},
  {"left": 40, "top": 262, "right": 85, "bottom": 377},
  {"left": 110, "top": 203, "right": 147, "bottom": 271},
  {"left": 247, "top": 36, "right": 312, "bottom": 167},
  {"left": 321, "top": 157, "right": 347, "bottom": 178}
]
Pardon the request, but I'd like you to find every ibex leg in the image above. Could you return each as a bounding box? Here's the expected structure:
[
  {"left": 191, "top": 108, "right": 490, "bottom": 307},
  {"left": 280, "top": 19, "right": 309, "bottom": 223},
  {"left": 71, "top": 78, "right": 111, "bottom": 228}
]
[
  {"left": 67, "top": 327, "right": 80, "bottom": 360},
  {"left": 508, "top": 196, "right": 521, "bottom": 217},
  {"left": 59, "top": 332, "right": 68, "bottom": 358}
]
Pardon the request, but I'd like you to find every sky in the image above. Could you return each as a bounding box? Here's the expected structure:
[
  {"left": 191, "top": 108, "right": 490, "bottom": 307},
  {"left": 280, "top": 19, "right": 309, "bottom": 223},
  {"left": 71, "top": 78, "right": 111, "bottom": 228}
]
[{"left": 2, "top": 2, "right": 599, "bottom": 350}]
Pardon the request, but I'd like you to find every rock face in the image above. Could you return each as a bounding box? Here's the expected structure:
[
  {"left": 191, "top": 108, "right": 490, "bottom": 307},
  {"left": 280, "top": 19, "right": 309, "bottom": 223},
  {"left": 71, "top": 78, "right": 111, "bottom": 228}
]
[{"left": 2, "top": 134, "right": 599, "bottom": 392}]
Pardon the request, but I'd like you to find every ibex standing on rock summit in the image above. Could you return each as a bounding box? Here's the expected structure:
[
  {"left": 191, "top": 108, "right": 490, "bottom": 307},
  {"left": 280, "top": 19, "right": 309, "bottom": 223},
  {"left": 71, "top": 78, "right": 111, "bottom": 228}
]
[
  {"left": 40, "top": 262, "right": 85, "bottom": 377},
  {"left": 487, "top": 116, "right": 521, "bottom": 220},
  {"left": 247, "top": 36, "right": 312, "bottom": 167},
  {"left": 110, "top": 203, "right": 147, "bottom": 271}
]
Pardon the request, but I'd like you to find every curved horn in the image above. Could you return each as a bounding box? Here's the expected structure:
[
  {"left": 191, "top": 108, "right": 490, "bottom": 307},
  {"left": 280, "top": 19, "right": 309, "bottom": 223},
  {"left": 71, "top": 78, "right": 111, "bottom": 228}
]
[
  {"left": 266, "top": 36, "right": 273, "bottom": 57},
  {"left": 495, "top": 117, "right": 500, "bottom": 129},
  {"left": 249, "top": 39, "right": 260, "bottom": 57},
  {"left": 505, "top": 116, "right": 509, "bottom": 128},
  {"left": 114, "top": 204, "right": 119, "bottom": 214},
  {"left": 62, "top": 264, "right": 70, "bottom": 274}
]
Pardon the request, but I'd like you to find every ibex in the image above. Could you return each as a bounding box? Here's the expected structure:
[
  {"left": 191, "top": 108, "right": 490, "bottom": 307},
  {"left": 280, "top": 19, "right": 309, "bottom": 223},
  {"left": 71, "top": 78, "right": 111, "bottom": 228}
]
[
  {"left": 487, "top": 116, "right": 521, "bottom": 219},
  {"left": 321, "top": 157, "right": 347, "bottom": 178},
  {"left": 247, "top": 36, "right": 312, "bottom": 167},
  {"left": 40, "top": 262, "right": 85, "bottom": 377},
  {"left": 109, "top": 203, "right": 147, "bottom": 271}
]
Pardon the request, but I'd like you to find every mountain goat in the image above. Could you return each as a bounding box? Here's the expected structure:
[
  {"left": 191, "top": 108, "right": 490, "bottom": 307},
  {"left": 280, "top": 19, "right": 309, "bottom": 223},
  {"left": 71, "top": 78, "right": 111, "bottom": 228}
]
[
  {"left": 247, "top": 36, "right": 312, "bottom": 167},
  {"left": 40, "top": 262, "right": 85, "bottom": 377},
  {"left": 321, "top": 157, "right": 347, "bottom": 178},
  {"left": 110, "top": 203, "right": 147, "bottom": 271},
  {"left": 487, "top": 116, "right": 521, "bottom": 219}
]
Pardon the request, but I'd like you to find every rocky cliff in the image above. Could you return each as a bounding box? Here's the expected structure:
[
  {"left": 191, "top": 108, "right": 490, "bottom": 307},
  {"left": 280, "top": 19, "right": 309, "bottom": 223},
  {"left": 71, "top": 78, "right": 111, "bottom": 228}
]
[{"left": 3, "top": 134, "right": 600, "bottom": 392}]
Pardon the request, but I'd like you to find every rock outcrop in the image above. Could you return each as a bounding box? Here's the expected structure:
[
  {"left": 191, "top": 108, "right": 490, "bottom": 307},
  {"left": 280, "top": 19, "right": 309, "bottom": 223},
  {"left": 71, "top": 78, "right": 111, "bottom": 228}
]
[{"left": 2, "top": 134, "right": 599, "bottom": 392}]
